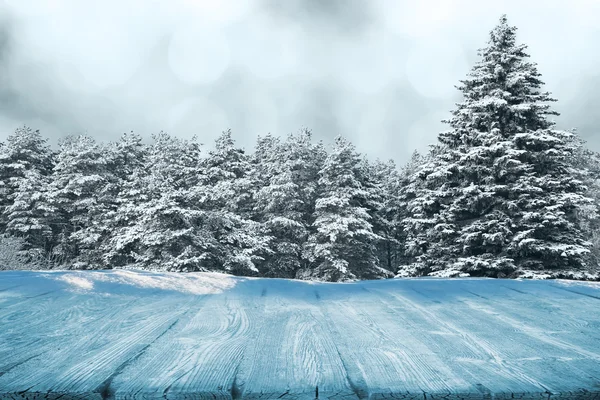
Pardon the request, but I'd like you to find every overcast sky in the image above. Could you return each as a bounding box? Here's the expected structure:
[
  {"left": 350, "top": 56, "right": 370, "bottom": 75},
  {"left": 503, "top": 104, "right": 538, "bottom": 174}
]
[{"left": 0, "top": 0, "right": 598, "bottom": 163}]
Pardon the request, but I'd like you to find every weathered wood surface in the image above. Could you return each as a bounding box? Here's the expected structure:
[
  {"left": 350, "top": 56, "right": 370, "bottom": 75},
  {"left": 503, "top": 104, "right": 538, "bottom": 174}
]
[{"left": 0, "top": 271, "right": 599, "bottom": 400}]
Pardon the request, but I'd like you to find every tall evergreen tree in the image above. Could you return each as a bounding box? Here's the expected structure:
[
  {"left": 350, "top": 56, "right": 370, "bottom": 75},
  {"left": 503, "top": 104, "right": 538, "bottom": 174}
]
[
  {"left": 46, "top": 135, "right": 112, "bottom": 268},
  {"left": 252, "top": 130, "right": 327, "bottom": 278},
  {"left": 4, "top": 170, "right": 53, "bottom": 257},
  {"left": 363, "top": 158, "right": 404, "bottom": 273},
  {"left": 0, "top": 126, "right": 54, "bottom": 234},
  {"left": 570, "top": 138, "right": 600, "bottom": 273},
  {"left": 107, "top": 132, "right": 207, "bottom": 271},
  {"left": 196, "top": 130, "right": 269, "bottom": 275},
  {"left": 395, "top": 151, "right": 429, "bottom": 276},
  {"left": 107, "top": 131, "right": 148, "bottom": 180},
  {"left": 99, "top": 132, "right": 148, "bottom": 268},
  {"left": 403, "top": 16, "right": 592, "bottom": 278},
  {"left": 304, "top": 136, "right": 385, "bottom": 281},
  {"left": 251, "top": 134, "right": 290, "bottom": 276},
  {"left": 251, "top": 133, "right": 282, "bottom": 199},
  {"left": 286, "top": 129, "right": 327, "bottom": 254}
]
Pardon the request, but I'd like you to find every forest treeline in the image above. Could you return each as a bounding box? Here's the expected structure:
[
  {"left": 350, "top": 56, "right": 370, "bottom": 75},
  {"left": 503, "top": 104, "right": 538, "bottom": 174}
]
[{"left": 1, "top": 16, "right": 599, "bottom": 281}]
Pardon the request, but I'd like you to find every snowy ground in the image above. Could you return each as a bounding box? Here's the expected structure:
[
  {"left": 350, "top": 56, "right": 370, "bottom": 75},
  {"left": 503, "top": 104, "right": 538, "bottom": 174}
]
[{"left": 0, "top": 271, "right": 599, "bottom": 400}]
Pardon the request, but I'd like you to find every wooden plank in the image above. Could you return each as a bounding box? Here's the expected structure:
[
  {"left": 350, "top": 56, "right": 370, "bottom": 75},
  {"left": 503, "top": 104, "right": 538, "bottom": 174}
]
[
  {"left": 0, "top": 272, "right": 599, "bottom": 399},
  {"left": 234, "top": 279, "right": 353, "bottom": 399}
]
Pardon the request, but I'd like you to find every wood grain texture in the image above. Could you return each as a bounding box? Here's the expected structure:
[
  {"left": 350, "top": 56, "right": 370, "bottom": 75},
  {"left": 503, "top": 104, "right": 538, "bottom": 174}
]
[{"left": 0, "top": 271, "right": 599, "bottom": 400}]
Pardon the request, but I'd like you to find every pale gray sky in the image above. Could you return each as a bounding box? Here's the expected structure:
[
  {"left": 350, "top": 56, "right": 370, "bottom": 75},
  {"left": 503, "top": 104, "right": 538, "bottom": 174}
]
[{"left": 0, "top": 0, "right": 598, "bottom": 163}]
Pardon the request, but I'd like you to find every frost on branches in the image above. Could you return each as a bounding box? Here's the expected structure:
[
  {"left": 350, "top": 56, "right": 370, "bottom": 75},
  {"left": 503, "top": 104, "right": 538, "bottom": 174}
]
[{"left": 401, "top": 16, "right": 593, "bottom": 279}]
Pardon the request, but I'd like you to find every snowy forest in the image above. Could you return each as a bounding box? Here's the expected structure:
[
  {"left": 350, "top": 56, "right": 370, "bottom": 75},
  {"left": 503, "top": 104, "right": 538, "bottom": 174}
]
[{"left": 1, "top": 16, "right": 600, "bottom": 281}]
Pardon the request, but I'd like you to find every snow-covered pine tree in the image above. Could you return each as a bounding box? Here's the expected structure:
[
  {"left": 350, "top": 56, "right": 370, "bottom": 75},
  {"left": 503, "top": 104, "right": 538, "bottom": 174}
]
[
  {"left": 285, "top": 129, "right": 327, "bottom": 247},
  {"left": 108, "top": 132, "right": 207, "bottom": 271},
  {"left": 251, "top": 133, "right": 282, "bottom": 198},
  {"left": 195, "top": 129, "right": 269, "bottom": 275},
  {"left": 203, "top": 129, "right": 254, "bottom": 212},
  {"left": 569, "top": 137, "right": 600, "bottom": 277},
  {"left": 251, "top": 133, "right": 289, "bottom": 276},
  {"left": 46, "top": 135, "right": 113, "bottom": 268},
  {"left": 358, "top": 158, "right": 400, "bottom": 275},
  {"left": 403, "top": 15, "right": 592, "bottom": 278},
  {"left": 107, "top": 131, "right": 148, "bottom": 180},
  {"left": 0, "top": 126, "right": 54, "bottom": 234},
  {"left": 4, "top": 170, "right": 54, "bottom": 263},
  {"left": 395, "top": 150, "right": 431, "bottom": 276},
  {"left": 305, "top": 136, "right": 385, "bottom": 281},
  {"left": 251, "top": 130, "right": 326, "bottom": 278},
  {"left": 99, "top": 132, "right": 148, "bottom": 268}
]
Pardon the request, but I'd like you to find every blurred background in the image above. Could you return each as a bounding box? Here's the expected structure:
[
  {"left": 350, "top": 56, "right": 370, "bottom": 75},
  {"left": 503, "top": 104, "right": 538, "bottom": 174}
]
[{"left": 0, "top": 0, "right": 597, "bottom": 163}]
